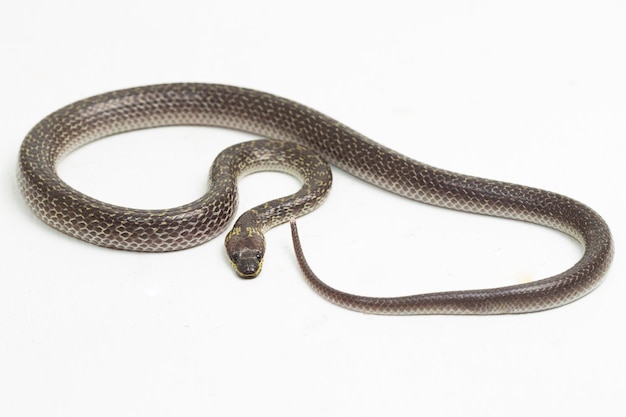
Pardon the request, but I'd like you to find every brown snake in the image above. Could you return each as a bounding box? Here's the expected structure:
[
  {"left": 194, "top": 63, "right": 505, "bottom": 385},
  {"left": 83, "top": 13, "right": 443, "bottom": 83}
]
[{"left": 18, "top": 83, "right": 613, "bottom": 314}]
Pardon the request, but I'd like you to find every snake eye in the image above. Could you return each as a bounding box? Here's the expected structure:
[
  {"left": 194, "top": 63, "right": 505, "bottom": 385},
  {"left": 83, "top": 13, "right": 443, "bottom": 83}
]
[
  {"left": 232, "top": 252, "right": 240, "bottom": 261},
  {"left": 256, "top": 252, "right": 262, "bottom": 260}
]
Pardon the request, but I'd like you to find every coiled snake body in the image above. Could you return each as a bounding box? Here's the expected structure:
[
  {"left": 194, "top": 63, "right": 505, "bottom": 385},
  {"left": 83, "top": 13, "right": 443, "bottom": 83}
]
[{"left": 18, "top": 83, "right": 613, "bottom": 314}]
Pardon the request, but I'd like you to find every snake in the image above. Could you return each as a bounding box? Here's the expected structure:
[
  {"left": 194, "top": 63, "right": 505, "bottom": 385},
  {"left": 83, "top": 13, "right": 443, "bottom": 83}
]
[{"left": 17, "top": 83, "right": 613, "bottom": 315}]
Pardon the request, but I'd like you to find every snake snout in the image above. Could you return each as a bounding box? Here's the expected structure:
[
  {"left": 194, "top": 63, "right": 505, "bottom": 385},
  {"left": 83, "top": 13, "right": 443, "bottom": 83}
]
[
  {"left": 234, "top": 252, "right": 263, "bottom": 278},
  {"left": 228, "top": 247, "right": 264, "bottom": 278}
]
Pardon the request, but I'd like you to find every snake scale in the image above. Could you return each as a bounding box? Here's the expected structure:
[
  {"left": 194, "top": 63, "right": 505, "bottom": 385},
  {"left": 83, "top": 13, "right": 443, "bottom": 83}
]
[{"left": 18, "top": 83, "right": 613, "bottom": 314}]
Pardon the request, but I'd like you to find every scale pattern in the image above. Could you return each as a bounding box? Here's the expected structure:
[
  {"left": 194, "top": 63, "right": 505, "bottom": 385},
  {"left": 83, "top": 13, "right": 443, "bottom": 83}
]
[{"left": 18, "top": 83, "right": 613, "bottom": 314}]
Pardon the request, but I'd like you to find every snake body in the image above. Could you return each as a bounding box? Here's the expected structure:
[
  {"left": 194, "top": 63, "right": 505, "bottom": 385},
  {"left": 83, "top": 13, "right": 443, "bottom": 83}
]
[{"left": 18, "top": 83, "right": 613, "bottom": 314}]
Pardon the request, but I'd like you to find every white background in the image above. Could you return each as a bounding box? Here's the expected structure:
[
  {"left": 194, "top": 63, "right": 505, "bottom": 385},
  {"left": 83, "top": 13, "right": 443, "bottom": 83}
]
[{"left": 1, "top": 1, "right": 624, "bottom": 416}]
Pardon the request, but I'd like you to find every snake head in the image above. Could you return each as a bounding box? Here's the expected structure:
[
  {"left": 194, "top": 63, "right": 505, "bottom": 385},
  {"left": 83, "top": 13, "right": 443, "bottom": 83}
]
[{"left": 224, "top": 226, "right": 266, "bottom": 278}]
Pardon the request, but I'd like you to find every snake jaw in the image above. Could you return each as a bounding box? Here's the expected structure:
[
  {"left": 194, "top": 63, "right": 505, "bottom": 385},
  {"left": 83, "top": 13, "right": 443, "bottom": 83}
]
[
  {"left": 229, "top": 247, "right": 265, "bottom": 278},
  {"left": 224, "top": 226, "right": 266, "bottom": 278}
]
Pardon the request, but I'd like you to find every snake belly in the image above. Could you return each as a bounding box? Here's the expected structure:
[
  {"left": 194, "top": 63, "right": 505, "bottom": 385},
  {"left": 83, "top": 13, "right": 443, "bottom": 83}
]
[{"left": 17, "top": 83, "right": 614, "bottom": 315}]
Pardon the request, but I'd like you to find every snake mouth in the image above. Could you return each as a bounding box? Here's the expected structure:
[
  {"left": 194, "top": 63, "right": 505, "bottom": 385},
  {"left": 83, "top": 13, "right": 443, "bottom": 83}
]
[{"left": 230, "top": 257, "right": 264, "bottom": 279}]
